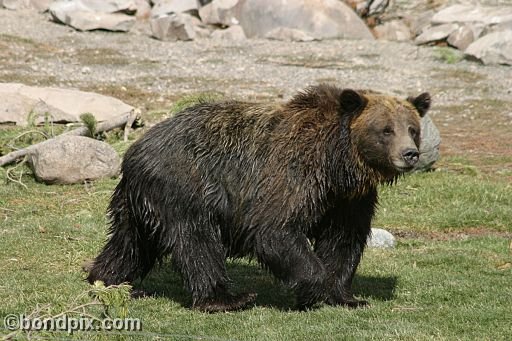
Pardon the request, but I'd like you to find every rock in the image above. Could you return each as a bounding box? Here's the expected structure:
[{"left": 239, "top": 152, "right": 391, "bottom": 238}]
[
  {"left": 150, "top": 13, "right": 196, "bottom": 41},
  {"left": 432, "top": 4, "right": 512, "bottom": 26},
  {"left": 29, "top": 0, "right": 52, "bottom": 11},
  {"left": 447, "top": 24, "right": 477, "bottom": 51},
  {"left": 0, "top": 0, "right": 29, "bottom": 10},
  {"left": 78, "top": 0, "right": 137, "bottom": 14},
  {"left": 373, "top": 20, "right": 412, "bottom": 41},
  {"left": 52, "top": 10, "right": 136, "bottom": 31},
  {"left": 151, "top": 0, "right": 197, "bottom": 17},
  {"left": 465, "top": 31, "right": 512, "bottom": 66},
  {"left": 265, "top": 27, "right": 316, "bottom": 42},
  {"left": 28, "top": 136, "right": 120, "bottom": 185},
  {"left": 407, "top": 10, "right": 435, "bottom": 36},
  {"left": 197, "top": 0, "right": 212, "bottom": 6},
  {"left": 0, "top": 0, "right": 50, "bottom": 11},
  {"left": 414, "top": 23, "right": 459, "bottom": 45},
  {"left": 49, "top": 1, "right": 136, "bottom": 32},
  {"left": 367, "top": 228, "right": 396, "bottom": 249},
  {"left": 367, "top": 0, "right": 389, "bottom": 16},
  {"left": 198, "top": 0, "right": 240, "bottom": 27},
  {"left": 210, "top": 24, "right": 246, "bottom": 41},
  {"left": 236, "top": 0, "right": 374, "bottom": 40},
  {"left": 134, "top": 0, "right": 151, "bottom": 19},
  {"left": 415, "top": 114, "right": 441, "bottom": 172},
  {"left": 487, "top": 21, "right": 512, "bottom": 34},
  {"left": 0, "top": 83, "right": 134, "bottom": 126}
]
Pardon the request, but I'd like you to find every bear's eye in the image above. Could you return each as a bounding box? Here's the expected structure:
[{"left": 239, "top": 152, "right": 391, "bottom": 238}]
[
  {"left": 383, "top": 127, "right": 394, "bottom": 136},
  {"left": 409, "top": 127, "right": 418, "bottom": 138}
]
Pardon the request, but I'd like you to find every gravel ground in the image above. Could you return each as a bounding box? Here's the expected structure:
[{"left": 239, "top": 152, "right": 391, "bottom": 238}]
[{"left": 1, "top": 8, "right": 511, "bottom": 168}]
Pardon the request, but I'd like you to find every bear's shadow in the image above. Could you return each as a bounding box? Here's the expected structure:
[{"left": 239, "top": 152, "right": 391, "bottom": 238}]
[{"left": 135, "top": 259, "right": 397, "bottom": 311}]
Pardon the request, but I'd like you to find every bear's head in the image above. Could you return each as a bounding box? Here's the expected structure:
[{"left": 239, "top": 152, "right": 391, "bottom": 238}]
[{"left": 339, "top": 89, "right": 431, "bottom": 179}]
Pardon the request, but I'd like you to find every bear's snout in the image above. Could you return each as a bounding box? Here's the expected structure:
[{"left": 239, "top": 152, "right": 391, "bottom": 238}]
[{"left": 401, "top": 148, "right": 420, "bottom": 166}]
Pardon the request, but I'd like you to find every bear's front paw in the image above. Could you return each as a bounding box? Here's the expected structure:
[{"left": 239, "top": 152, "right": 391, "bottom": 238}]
[
  {"left": 327, "top": 296, "right": 369, "bottom": 308},
  {"left": 194, "top": 292, "right": 257, "bottom": 313},
  {"left": 130, "top": 288, "right": 155, "bottom": 299}
]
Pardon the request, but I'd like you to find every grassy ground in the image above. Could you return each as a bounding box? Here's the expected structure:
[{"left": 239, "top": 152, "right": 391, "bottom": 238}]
[{"left": 0, "top": 121, "right": 511, "bottom": 340}]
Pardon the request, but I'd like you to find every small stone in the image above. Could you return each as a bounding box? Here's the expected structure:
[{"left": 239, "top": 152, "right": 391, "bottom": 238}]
[
  {"left": 81, "top": 66, "right": 91, "bottom": 74},
  {"left": 367, "top": 228, "right": 396, "bottom": 249}
]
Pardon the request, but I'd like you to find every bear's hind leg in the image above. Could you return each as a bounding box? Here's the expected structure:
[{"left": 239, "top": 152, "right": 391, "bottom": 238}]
[
  {"left": 170, "top": 219, "right": 256, "bottom": 313},
  {"left": 255, "top": 229, "right": 328, "bottom": 310},
  {"left": 87, "top": 218, "right": 157, "bottom": 287},
  {"left": 87, "top": 191, "right": 158, "bottom": 287}
]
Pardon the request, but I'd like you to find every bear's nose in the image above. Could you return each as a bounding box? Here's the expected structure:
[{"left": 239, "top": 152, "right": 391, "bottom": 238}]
[{"left": 402, "top": 148, "right": 419, "bottom": 166}]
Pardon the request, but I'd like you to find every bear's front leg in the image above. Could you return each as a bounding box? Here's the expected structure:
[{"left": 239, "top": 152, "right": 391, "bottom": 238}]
[
  {"left": 313, "top": 193, "right": 376, "bottom": 308},
  {"left": 315, "top": 234, "right": 369, "bottom": 308}
]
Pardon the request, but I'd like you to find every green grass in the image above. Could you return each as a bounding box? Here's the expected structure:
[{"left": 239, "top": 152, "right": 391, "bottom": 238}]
[
  {"left": 433, "top": 47, "right": 463, "bottom": 64},
  {"left": 0, "top": 127, "right": 511, "bottom": 340},
  {"left": 375, "top": 169, "right": 512, "bottom": 231}
]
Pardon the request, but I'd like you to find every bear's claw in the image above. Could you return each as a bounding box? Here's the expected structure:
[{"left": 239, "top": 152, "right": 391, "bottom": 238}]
[{"left": 194, "top": 292, "right": 257, "bottom": 313}]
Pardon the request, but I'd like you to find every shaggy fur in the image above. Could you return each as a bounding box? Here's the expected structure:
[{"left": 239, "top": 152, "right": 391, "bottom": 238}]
[{"left": 87, "top": 84, "right": 430, "bottom": 312}]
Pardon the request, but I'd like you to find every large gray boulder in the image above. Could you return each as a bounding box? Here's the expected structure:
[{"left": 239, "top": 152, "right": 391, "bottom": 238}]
[
  {"left": 28, "top": 136, "right": 120, "bottom": 184},
  {"left": 236, "top": 0, "right": 374, "bottom": 40},
  {"left": 0, "top": 83, "right": 134, "bottom": 126},
  {"left": 415, "top": 114, "right": 441, "bottom": 172},
  {"left": 465, "top": 31, "right": 512, "bottom": 66}
]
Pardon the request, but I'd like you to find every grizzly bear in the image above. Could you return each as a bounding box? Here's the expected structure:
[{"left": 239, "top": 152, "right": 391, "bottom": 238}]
[{"left": 87, "top": 84, "right": 430, "bottom": 312}]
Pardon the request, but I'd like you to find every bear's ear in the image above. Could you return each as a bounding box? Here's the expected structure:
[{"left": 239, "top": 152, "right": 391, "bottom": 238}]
[
  {"left": 339, "top": 89, "right": 367, "bottom": 116},
  {"left": 407, "top": 92, "right": 431, "bottom": 117}
]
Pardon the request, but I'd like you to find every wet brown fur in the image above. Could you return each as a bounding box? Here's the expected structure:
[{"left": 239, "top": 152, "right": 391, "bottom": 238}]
[{"left": 87, "top": 84, "right": 430, "bottom": 312}]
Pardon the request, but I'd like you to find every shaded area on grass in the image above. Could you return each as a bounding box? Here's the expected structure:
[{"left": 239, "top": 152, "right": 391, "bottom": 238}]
[{"left": 132, "top": 260, "right": 397, "bottom": 311}]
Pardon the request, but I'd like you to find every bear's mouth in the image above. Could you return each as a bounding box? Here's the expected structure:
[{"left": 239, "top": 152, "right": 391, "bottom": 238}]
[
  {"left": 391, "top": 159, "right": 415, "bottom": 173},
  {"left": 394, "top": 165, "right": 414, "bottom": 173}
]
